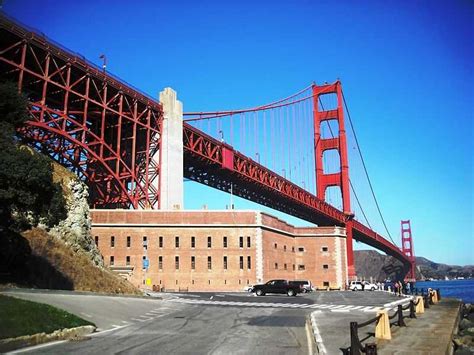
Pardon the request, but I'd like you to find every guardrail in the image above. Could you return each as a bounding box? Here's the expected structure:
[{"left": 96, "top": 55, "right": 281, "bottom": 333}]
[{"left": 344, "top": 288, "right": 440, "bottom": 354}]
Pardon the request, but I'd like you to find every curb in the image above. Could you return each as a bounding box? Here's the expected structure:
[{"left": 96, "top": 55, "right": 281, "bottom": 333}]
[
  {"left": 309, "top": 311, "right": 327, "bottom": 354},
  {"left": 0, "top": 325, "right": 96, "bottom": 352}
]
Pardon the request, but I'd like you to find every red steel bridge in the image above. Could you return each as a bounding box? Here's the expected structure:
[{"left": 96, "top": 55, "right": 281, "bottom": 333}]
[{"left": 0, "top": 13, "right": 415, "bottom": 279}]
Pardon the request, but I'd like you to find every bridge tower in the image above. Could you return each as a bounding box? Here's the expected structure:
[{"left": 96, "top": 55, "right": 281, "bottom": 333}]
[
  {"left": 401, "top": 220, "right": 416, "bottom": 280},
  {"left": 312, "top": 81, "right": 355, "bottom": 278}
]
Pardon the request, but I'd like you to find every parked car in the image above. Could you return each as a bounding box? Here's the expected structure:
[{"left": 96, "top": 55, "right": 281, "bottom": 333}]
[
  {"left": 243, "top": 285, "right": 254, "bottom": 293},
  {"left": 252, "top": 279, "right": 302, "bottom": 296},
  {"left": 289, "top": 280, "right": 313, "bottom": 293},
  {"left": 349, "top": 281, "right": 377, "bottom": 291}
]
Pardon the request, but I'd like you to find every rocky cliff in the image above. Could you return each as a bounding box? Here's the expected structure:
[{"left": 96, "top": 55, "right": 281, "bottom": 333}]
[{"left": 49, "top": 163, "right": 103, "bottom": 267}]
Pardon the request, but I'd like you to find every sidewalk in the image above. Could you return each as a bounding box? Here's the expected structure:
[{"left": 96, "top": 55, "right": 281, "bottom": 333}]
[{"left": 377, "top": 298, "right": 462, "bottom": 354}]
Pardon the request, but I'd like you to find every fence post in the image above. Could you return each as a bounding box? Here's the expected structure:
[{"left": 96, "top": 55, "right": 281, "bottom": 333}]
[
  {"left": 366, "top": 343, "right": 377, "bottom": 355},
  {"left": 397, "top": 305, "right": 406, "bottom": 327},
  {"left": 424, "top": 295, "right": 430, "bottom": 309},
  {"left": 375, "top": 310, "right": 391, "bottom": 340},
  {"left": 350, "top": 322, "right": 361, "bottom": 355},
  {"left": 409, "top": 300, "right": 417, "bottom": 318}
]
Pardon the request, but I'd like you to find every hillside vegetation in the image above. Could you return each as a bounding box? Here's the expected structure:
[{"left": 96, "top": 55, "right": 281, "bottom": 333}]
[
  {"left": 17, "top": 228, "right": 139, "bottom": 294},
  {"left": 355, "top": 250, "right": 474, "bottom": 280},
  {"left": 0, "top": 81, "right": 139, "bottom": 295}
]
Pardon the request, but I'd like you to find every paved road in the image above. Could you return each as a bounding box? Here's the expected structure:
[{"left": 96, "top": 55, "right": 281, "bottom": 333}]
[{"left": 2, "top": 289, "right": 409, "bottom": 354}]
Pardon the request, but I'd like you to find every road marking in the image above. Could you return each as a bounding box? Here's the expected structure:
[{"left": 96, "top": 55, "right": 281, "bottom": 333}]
[
  {"left": 305, "top": 318, "right": 314, "bottom": 355},
  {"left": 331, "top": 309, "right": 350, "bottom": 313},
  {"left": 8, "top": 340, "right": 68, "bottom": 353},
  {"left": 384, "top": 298, "right": 412, "bottom": 308},
  {"left": 90, "top": 324, "right": 129, "bottom": 337}
]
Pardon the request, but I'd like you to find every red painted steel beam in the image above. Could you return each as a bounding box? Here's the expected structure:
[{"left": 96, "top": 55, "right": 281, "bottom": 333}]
[{"left": 0, "top": 13, "right": 163, "bottom": 209}]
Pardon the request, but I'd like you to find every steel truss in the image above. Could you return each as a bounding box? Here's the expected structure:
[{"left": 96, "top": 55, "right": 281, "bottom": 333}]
[{"left": 0, "top": 14, "right": 163, "bottom": 208}]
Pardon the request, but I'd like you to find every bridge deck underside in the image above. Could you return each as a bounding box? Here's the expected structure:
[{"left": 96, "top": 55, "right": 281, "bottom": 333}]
[{"left": 184, "top": 153, "right": 341, "bottom": 227}]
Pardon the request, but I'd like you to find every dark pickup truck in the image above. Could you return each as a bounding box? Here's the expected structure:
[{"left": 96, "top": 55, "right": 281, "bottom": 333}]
[{"left": 252, "top": 279, "right": 302, "bottom": 296}]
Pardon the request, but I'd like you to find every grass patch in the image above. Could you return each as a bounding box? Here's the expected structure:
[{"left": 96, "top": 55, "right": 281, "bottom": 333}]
[{"left": 0, "top": 295, "right": 94, "bottom": 340}]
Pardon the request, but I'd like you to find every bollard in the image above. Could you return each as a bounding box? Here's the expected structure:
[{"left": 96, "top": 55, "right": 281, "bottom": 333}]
[
  {"left": 365, "top": 343, "right": 377, "bottom": 354},
  {"left": 397, "top": 305, "right": 406, "bottom": 327},
  {"left": 375, "top": 310, "right": 391, "bottom": 340},
  {"left": 415, "top": 296, "right": 425, "bottom": 314}
]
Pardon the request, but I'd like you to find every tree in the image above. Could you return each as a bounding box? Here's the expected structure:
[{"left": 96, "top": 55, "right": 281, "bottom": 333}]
[{"left": 0, "top": 81, "right": 67, "bottom": 231}]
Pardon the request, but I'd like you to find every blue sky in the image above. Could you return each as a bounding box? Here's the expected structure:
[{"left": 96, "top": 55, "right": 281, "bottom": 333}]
[{"left": 4, "top": 0, "right": 473, "bottom": 265}]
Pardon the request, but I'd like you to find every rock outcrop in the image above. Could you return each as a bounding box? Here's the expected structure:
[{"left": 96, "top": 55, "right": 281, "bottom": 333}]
[
  {"left": 49, "top": 164, "right": 103, "bottom": 267},
  {"left": 453, "top": 303, "right": 474, "bottom": 354}
]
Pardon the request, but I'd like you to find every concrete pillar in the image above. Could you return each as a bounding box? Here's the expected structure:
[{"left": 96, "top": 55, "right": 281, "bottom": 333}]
[{"left": 159, "top": 87, "right": 183, "bottom": 210}]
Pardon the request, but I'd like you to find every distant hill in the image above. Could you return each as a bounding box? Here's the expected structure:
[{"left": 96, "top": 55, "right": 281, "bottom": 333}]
[{"left": 354, "top": 250, "right": 474, "bottom": 281}]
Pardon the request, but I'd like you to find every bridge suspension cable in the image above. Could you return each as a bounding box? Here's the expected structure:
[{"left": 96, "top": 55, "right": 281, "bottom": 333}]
[
  {"left": 341, "top": 90, "right": 396, "bottom": 246},
  {"left": 185, "top": 85, "right": 316, "bottom": 194}
]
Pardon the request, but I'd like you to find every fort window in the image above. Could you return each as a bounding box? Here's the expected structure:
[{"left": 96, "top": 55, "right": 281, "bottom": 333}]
[
  {"left": 292, "top": 264, "right": 295, "bottom": 271},
  {"left": 284, "top": 245, "right": 287, "bottom": 252},
  {"left": 239, "top": 236, "right": 243, "bottom": 248},
  {"left": 175, "top": 256, "right": 179, "bottom": 270},
  {"left": 111, "top": 236, "right": 115, "bottom": 248},
  {"left": 247, "top": 236, "right": 251, "bottom": 248},
  {"left": 284, "top": 263, "right": 287, "bottom": 270},
  {"left": 274, "top": 243, "right": 277, "bottom": 249},
  {"left": 95, "top": 236, "right": 99, "bottom": 245},
  {"left": 207, "top": 236, "right": 212, "bottom": 248},
  {"left": 126, "top": 236, "right": 131, "bottom": 248},
  {"left": 110, "top": 256, "right": 114, "bottom": 266},
  {"left": 298, "top": 247, "right": 305, "bottom": 252},
  {"left": 223, "top": 236, "right": 228, "bottom": 248},
  {"left": 292, "top": 246, "right": 295, "bottom": 252},
  {"left": 298, "top": 265, "right": 305, "bottom": 270},
  {"left": 239, "top": 256, "right": 244, "bottom": 270},
  {"left": 247, "top": 256, "right": 251, "bottom": 269},
  {"left": 191, "top": 236, "right": 195, "bottom": 248},
  {"left": 223, "top": 256, "right": 228, "bottom": 270},
  {"left": 159, "top": 256, "right": 163, "bottom": 270},
  {"left": 191, "top": 256, "right": 195, "bottom": 270},
  {"left": 159, "top": 236, "right": 163, "bottom": 248},
  {"left": 208, "top": 256, "right": 212, "bottom": 270},
  {"left": 175, "top": 236, "right": 180, "bottom": 248},
  {"left": 323, "top": 281, "right": 330, "bottom": 287},
  {"left": 275, "top": 263, "right": 278, "bottom": 270},
  {"left": 126, "top": 256, "right": 130, "bottom": 265},
  {"left": 322, "top": 246, "right": 328, "bottom": 252},
  {"left": 323, "top": 264, "right": 329, "bottom": 269}
]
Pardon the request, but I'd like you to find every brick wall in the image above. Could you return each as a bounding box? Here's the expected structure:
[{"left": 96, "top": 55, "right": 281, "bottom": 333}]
[{"left": 91, "top": 210, "right": 348, "bottom": 291}]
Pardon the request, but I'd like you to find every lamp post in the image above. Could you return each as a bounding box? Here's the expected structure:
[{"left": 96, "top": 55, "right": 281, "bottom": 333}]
[
  {"left": 99, "top": 54, "right": 107, "bottom": 74},
  {"left": 255, "top": 152, "right": 260, "bottom": 163}
]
